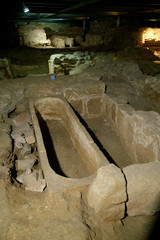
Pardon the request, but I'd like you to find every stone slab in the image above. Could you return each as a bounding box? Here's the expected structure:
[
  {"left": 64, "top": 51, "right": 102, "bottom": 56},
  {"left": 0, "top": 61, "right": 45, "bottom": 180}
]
[
  {"left": 123, "top": 162, "right": 160, "bottom": 216},
  {"left": 87, "top": 164, "right": 127, "bottom": 221}
]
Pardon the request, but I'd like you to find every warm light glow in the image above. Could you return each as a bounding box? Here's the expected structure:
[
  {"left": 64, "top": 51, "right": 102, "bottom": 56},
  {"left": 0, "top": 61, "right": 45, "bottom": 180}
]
[
  {"left": 104, "top": 11, "right": 127, "bottom": 16},
  {"left": 142, "top": 28, "right": 160, "bottom": 43}
]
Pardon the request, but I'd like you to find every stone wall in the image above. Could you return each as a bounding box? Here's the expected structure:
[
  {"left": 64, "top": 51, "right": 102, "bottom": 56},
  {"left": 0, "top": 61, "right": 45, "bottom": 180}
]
[
  {"left": 18, "top": 25, "right": 50, "bottom": 47},
  {"left": 48, "top": 52, "right": 93, "bottom": 76},
  {"left": 18, "top": 23, "right": 84, "bottom": 48},
  {"left": 102, "top": 94, "right": 160, "bottom": 164},
  {"left": 86, "top": 161, "right": 160, "bottom": 220},
  {"left": 17, "top": 19, "right": 146, "bottom": 49}
]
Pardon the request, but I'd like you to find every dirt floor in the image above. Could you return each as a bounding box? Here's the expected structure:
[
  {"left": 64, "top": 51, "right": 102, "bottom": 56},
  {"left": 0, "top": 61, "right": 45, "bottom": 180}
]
[
  {"left": 0, "top": 46, "right": 160, "bottom": 239},
  {"left": 0, "top": 178, "right": 160, "bottom": 240}
]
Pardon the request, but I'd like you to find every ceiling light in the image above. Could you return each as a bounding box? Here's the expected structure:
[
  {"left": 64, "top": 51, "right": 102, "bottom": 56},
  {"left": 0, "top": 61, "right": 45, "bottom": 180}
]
[{"left": 24, "top": 7, "right": 29, "bottom": 13}]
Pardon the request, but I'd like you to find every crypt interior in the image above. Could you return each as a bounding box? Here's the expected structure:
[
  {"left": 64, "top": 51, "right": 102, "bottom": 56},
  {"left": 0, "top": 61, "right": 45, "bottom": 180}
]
[{"left": 0, "top": 1, "right": 160, "bottom": 239}]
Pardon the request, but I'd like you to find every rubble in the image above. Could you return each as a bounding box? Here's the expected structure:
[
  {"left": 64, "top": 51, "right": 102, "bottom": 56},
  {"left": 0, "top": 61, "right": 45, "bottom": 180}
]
[
  {"left": 14, "top": 135, "right": 26, "bottom": 149},
  {"left": 11, "top": 122, "right": 31, "bottom": 137},
  {"left": 15, "top": 158, "right": 36, "bottom": 171},
  {"left": 20, "top": 143, "right": 31, "bottom": 156},
  {"left": 24, "top": 128, "right": 35, "bottom": 144},
  {"left": 12, "top": 112, "right": 32, "bottom": 127},
  {"left": 23, "top": 169, "right": 46, "bottom": 192},
  {"left": 48, "top": 51, "right": 93, "bottom": 76},
  {"left": 16, "top": 169, "right": 31, "bottom": 183},
  {"left": 24, "top": 154, "right": 37, "bottom": 161},
  {"left": 11, "top": 112, "right": 36, "bottom": 150}
]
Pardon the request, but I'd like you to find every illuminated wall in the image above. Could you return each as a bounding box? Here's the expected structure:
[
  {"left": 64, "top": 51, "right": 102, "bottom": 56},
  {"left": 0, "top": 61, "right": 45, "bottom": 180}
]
[{"left": 142, "top": 28, "right": 160, "bottom": 43}]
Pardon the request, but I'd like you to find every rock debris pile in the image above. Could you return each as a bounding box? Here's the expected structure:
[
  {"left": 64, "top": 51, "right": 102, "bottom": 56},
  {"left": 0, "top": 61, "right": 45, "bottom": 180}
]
[{"left": 10, "top": 111, "right": 46, "bottom": 192}]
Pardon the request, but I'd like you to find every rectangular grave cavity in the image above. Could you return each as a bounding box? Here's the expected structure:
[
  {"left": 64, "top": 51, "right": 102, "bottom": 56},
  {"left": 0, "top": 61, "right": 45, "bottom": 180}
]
[{"left": 30, "top": 97, "right": 109, "bottom": 192}]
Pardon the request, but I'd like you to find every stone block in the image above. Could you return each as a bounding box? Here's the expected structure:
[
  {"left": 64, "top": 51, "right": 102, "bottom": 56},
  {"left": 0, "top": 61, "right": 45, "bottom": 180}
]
[
  {"left": 20, "top": 143, "right": 31, "bottom": 156},
  {"left": 65, "top": 37, "right": 74, "bottom": 47},
  {"left": 18, "top": 25, "right": 50, "bottom": 47},
  {"left": 13, "top": 134, "right": 26, "bottom": 149},
  {"left": 12, "top": 112, "right": 32, "bottom": 127},
  {"left": 123, "top": 162, "right": 160, "bottom": 216},
  {"left": 51, "top": 36, "right": 65, "bottom": 48},
  {"left": 87, "top": 97, "right": 101, "bottom": 116},
  {"left": 11, "top": 122, "right": 31, "bottom": 137},
  {"left": 69, "top": 99, "right": 83, "bottom": 115},
  {"left": 24, "top": 128, "right": 35, "bottom": 144},
  {"left": 23, "top": 169, "right": 46, "bottom": 192},
  {"left": 24, "top": 154, "right": 37, "bottom": 161},
  {"left": 16, "top": 159, "right": 36, "bottom": 171},
  {"left": 16, "top": 169, "right": 31, "bottom": 183},
  {"left": 87, "top": 164, "right": 127, "bottom": 221}
]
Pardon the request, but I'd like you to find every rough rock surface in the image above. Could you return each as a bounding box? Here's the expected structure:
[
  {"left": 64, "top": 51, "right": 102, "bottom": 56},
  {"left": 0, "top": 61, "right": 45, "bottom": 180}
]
[
  {"left": 123, "top": 162, "right": 160, "bottom": 216},
  {"left": 87, "top": 164, "right": 127, "bottom": 221},
  {"left": 102, "top": 94, "right": 160, "bottom": 164},
  {"left": 16, "top": 159, "right": 36, "bottom": 171},
  {"left": 48, "top": 51, "right": 93, "bottom": 76},
  {"left": 12, "top": 112, "right": 32, "bottom": 126},
  {"left": 18, "top": 24, "right": 50, "bottom": 47},
  {"left": 23, "top": 169, "right": 46, "bottom": 192}
]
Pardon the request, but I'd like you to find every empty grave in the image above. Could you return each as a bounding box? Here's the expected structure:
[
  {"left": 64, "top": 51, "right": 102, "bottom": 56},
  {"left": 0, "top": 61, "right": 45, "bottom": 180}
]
[{"left": 29, "top": 86, "right": 160, "bottom": 219}]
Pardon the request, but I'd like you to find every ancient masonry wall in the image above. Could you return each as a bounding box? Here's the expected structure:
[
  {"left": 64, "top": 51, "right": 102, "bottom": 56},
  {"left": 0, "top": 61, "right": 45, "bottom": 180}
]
[{"left": 102, "top": 94, "right": 160, "bottom": 164}]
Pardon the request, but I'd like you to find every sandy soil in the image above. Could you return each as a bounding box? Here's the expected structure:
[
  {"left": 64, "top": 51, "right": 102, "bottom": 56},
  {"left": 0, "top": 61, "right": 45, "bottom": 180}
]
[{"left": 0, "top": 179, "right": 159, "bottom": 240}]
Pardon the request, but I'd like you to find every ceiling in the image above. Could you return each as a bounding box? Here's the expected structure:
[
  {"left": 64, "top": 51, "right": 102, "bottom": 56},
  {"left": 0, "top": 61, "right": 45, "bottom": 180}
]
[{"left": 3, "top": 0, "right": 160, "bottom": 22}]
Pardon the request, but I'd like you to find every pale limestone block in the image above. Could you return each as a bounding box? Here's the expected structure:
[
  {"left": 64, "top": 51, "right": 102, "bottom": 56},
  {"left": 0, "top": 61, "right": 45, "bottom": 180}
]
[
  {"left": 24, "top": 128, "right": 35, "bottom": 144},
  {"left": 16, "top": 159, "right": 36, "bottom": 171},
  {"left": 14, "top": 134, "right": 26, "bottom": 149},
  {"left": 11, "top": 122, "right": 31, "bottom": 137},
  {"left": 20, "top": 143, "right": 31, "bottom": 156},
  {"left": 12, "top": 112, "right": 32, "bottom": 127},
  {"left": 65, "top": 37, "right": 74, "bottom": 47},
  {"left": 23, "top": 169, "right": 46, "bottom": 192},
  {"left": 87, "top": 164, "right": 127, "bottom": 221},
  {"left": 16, "top": 169, "right": 31, "bottom": 183},
  {"left": 24, "top": 154, "right": 37, "bottom": 161},
  {"left": 123, "top": 162, "right": 160, "bottom": 216}
]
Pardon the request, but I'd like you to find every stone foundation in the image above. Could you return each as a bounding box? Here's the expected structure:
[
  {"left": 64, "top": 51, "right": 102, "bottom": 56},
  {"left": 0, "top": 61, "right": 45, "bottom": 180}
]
[{"left": 102, "top": 94, "right": 160, "bottom": 164}]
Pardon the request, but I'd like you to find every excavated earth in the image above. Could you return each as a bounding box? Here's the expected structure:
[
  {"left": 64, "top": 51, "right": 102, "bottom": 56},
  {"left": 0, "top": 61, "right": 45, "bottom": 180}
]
[{"left": 0, "top": 47, "right": 160, "bottom": 240}]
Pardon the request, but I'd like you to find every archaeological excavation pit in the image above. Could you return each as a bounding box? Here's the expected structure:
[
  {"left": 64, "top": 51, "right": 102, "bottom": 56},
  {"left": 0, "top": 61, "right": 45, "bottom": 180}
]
[
  {"left": 30, "top": 97, "right": 109, "bottom": 192},
  {"left": 28, "top": 90, "right": 160, "bottom": 223},
  {"left": 1, "top": 2, "right": 160, "bottom": 239}
]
